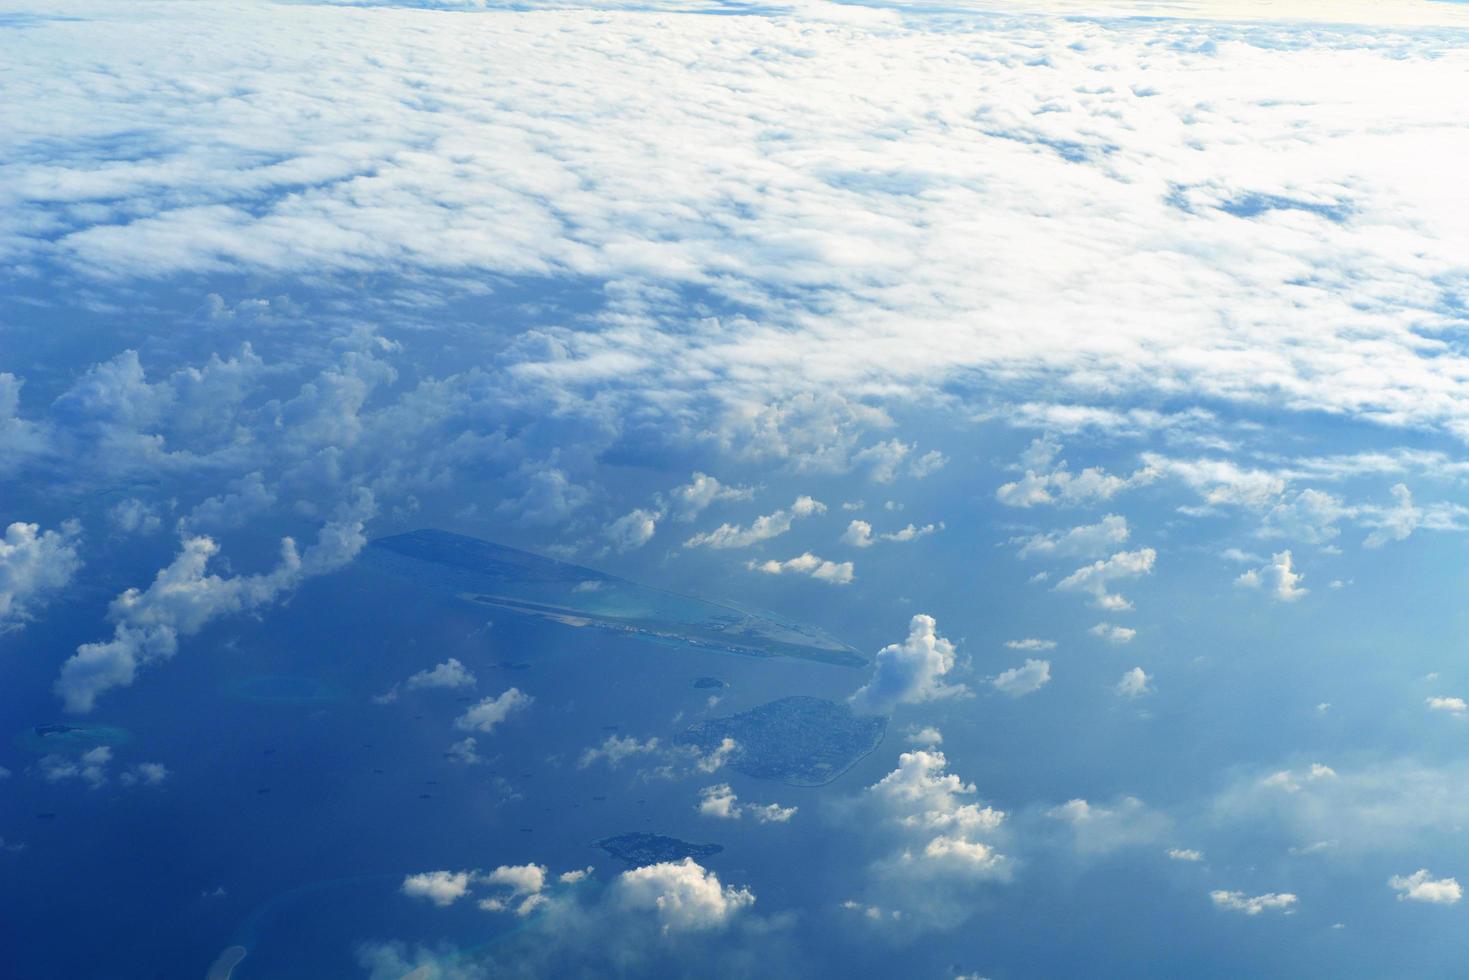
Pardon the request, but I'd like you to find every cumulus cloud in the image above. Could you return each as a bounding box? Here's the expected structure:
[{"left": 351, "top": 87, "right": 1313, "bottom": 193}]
[
  {"left": 991, "top": 659, "right": 1051, "bottom": 698},
  {"left": 1425, "top": 696, "right": 1466, "bottom": 715},
  {"left": 407, "top": 658, "right": 477, "bottom": 691},
  {"left": 841, "top": 519, "right": 938, "bottom": 548},
  {"left": 685, "top": 496, "right": 825, "bottom": 549},
  {"left": 850, "top": 614, "right": 966, "bottom": 714},
  {"left": 578, "top": 734, "right": 661, "bottom": 769},
  {"left": 1005, "top": 638, "right": 1055, "bottom": 651},
  {"left": 454, "top": 688, "right": 533, "bottom": 733},
  {"left": 402, "top": 870, "right": 474, "bottom": 907},
  {"left": 670, "top": 473, "right": 753, "bottom": 522},
  {"left": 906, "top": 726, "right": 943, "bottom": 746},
  {"left": 120, "top": 762, "right": 170, "bottom": 787},
  {"left": 497, "top": 465, "right": 590, "bottom": 527},
  {"left": 479, "top": 864, "right": 552, "bottom": 916},
  {"left": 1364, "top": 484, "right": 1423, "bottom": 548},
  {"left": 866, "top": 748, "right": 1010, "bottom": 886},
  {"left": 1089, "top": 623, "right": 1136, "bottom": 645},
  {"left": 55, "top": 491, "right": 374, "bottom": 712},
  {"left": 108, "top": 499, "right": 161, "bottom": 536},
  {"left": 997, "top": 440, "right": 1155, "bottom": 509},
  {"left": 615, "top": 859, "right": 755, "bottom": 933},
  {"left": 39, "top": 746, "right": 112, "bottom": 788},
  {"left": 605, "top": 507, "right": 661, "bottom": 552},
  {"left": 1114, "top": 667, "right": 1153, "bottom": 698},
  {"left": 1210, "top": 890, "right": 1298, "bottom": 915},
  {"left": 696, "top": 784, "right": 797, "bottom": 823},
  {"left": 748, "top": 553, "right": 853, "bottom": 585},
  {"left": 1257, "top": 488, "right": 1349, "bottom": 545},
  {"left": 379, "top": 657, "right": 479, "bottom": 703},
  {"left": 1388, "top": 869, "right": 1462, "bottom": 905},
  {"left": 0, "top": 520, "right": 82, "bottom": 633},
  {"left": 1235, "top": 550, "right": 1307, "bottom": 602},
  {"left": 184, "top": 471, "right": 276, "bottom": 530},
  {"left": 1055, "top": 548, "right": 1156, "bottom": 611},
  {"left": 1168, "top": 848, "right": 1204, "bottom": 862},
  {"left": 1015, "top": 514, "right": 1129, "bottom": 559}
]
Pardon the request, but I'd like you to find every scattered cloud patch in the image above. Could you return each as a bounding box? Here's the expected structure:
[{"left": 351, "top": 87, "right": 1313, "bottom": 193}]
[
  {"left": 748, "top": 553, "right": 854, "bottom": 585},
  {"left": 991, "top": 659, "right": 1051, "bottom": 698},
  {"left": 685, "top": 496, "right": 825, "bottom": 549},
  {"left": 1388, "top": 869, "right": 1461, "bottom": 905},
  {"left": 454, "top": 688, "right": 533, "bottom": 734},
  {"left": 1056, "top": 549, "right": 1156, "bottom": 611},
  {"left": 1235, "top": 551, "right": 1307, "bottom": 602},
  {"left": 1210, "top": 890, "right": 1298, "bottom": 916}
]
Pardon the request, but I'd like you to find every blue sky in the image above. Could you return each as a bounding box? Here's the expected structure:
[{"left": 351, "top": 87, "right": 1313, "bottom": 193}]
[{"left": 4, "top": 0, "right": 1469, "bottom": 976}]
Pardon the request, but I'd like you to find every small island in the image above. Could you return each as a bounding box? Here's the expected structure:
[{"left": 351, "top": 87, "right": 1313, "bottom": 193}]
[
  {"left": 595, "top": 832, "right": 723, "bottom": 867},
  {"left": 693, "top": 677, "right": 726, "bottom": 690},
  {"left": 679, "top": 696, "right": 886, "bottom": 787}
]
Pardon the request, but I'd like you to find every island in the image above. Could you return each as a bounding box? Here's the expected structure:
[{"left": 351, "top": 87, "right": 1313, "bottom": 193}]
[
  {"left": 366, "top": 530, "right": 866, "bottom": 668},
  {"left": 679, "top": 696, "right": 886, "bottom": 787},
  {"left": 595, "top": 833, "right": 723, "bottom": 867},
  {"left": 693, "top": 677, "right": 726, "bottom": 690}
]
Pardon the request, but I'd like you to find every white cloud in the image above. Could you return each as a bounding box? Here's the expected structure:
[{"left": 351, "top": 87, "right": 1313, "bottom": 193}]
[
  {"left": 40, "top": 746, "right": 112, "bottom": 788},
  {"left": 1257, "top": 488, "right": 1349, "bottom": 545},
  {"left": 1056, "top": 548, "right": 1156, "bottom": 611},
  {"left": 1015, "top": 514, "right": 1129, "bottom": 559},
  {"left": 1388, "top": 869, "right": 1462, "bottom": 905},
  {"left": 1235, "top": 550, "right": 1307, "bottom": 602},
  {"left": 614, "top": 858, "right": 755, "bottom": 932},
  {"left": 842, "top": 519, "right": 938, "bottom": 548},
  {"left": 1088, "top": 623, "right": 1136, "bottom": 645},
  {"left": 1260, "top": 763, "right": 1338, "bottom": 794},
  {"left": 991, "top": 659, "right": 1051, "bottom": 698},
  {"left": 1364, "top": 484, "right": 1424, "bottom": 548},
  {"left": 1426, "top": 696, "right": 1467, "bottom": 715},
  {"left": 1047, "top": 797, "right": 1170, "bottom": 854},
  {"left": 748, "top": 552, "right": 854, "bottom": 585},
  {"left": 0, "top": 520, "right": 83, "bottom": 633},
  {"left": 1168, "top": 848, "right": 1204, "bottom": 862},
  {"left": 1114, "top": 667, "right": 1153, "bottom": 699},
  {"left": 108, "top": 499, "right": 161, "bottom": 536},
  {"left": 405, "top": 658, "right": 477, "bottom": 691},
  {"left": 997, "top": 442, "right": 1154, "bottom": 509},
  {"left": 685, "top": 496, "right": 825, "bottom": 549},
  {"left": 10, "top": 6, "right": 1469, "bottom": 479},
  {"left": 402, "top": 870, "right": 474, "bottom": 907},
  {"left": 906, "top": 726, "right": 943, "bottom": 746},
  {"left": 184, "top": 471, "right": 276, "bottom": 530},
  {"left": 478, "top": 864, "right": 551, "bottom": 916},
  {"left": 402, "top": 862, "right": 585, "bottom": 918},
  {"left": 578, "top": 734, "right": 660, "bottom": 769},
  {"left": 55, "top": 491, "right": 374, "bottom": 713},
  {"left": 454, "top": 688, "right": 533, "bottom": 733},
  {"left": 119, "top": 762, "right": 170, "bottom": 787},
  {"left": 1005, "top": 638, "right": 1056, "bottom": 651},
  {"left": 670, "top": 472, "right": 754, "bottom": 522},
  {"left": 868, "top": 749, "right": 1010, "bottom": 881},
  {"left": 1209, "top": 758, "right": 1469, "bottom": 855},
  {"left": 851, "top": 614, "right": 966, "bottom": 714},
  {"left": 446, "top": 737, "right": 482, "bottom": 765},
  {"left": 1210, "top": 890, "right": 1298, "bottom": 916},
  {"left": 496, "top": 466, "right": 590, "bottom": 527},
  {"left": 605, "top": 507, "right": 661, "bottom": 552},
  {"left": 696, "top": 783, "right": 796, "bottom": 823}
]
